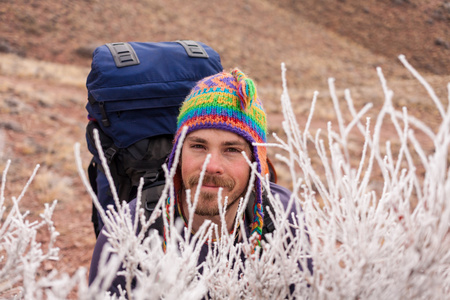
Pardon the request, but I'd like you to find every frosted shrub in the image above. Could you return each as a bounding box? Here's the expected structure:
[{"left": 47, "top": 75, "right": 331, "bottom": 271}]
[
  {"left": 1, "top": 55, "right": 448, "bottom": 299},
  {"left": 0, "top": 161, "right": 91, "bottom": 299},
  {"left": 75, "top": 56, "right": 449, "bottom": 299},
  {"left": 273, "top": 56, "right": 449, "bottom": 299}
]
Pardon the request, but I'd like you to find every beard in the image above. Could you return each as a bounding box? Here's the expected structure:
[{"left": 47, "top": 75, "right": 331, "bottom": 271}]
[{"left": 183, "top": 174, "right": 244, "bottom": 217}]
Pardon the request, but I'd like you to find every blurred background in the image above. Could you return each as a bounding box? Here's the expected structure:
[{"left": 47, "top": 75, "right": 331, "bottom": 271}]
[{"left": 0, "top": 0, "right": 448, "bottom": 278}]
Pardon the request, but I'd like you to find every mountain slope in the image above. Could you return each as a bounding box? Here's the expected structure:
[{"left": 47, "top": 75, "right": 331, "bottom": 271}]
[{"left": 3, "top": 0, "right": 445, "bottom": 89}]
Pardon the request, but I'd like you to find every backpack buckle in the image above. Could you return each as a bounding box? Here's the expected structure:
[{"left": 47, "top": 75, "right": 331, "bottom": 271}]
[
  {"left": 104, "top": 147, "right": 118, "bottom": 163},
  {"left": 106, "top": 42, "right": 140, "bottom": 68},
  {"left": 176, "top": 40, "right": 209, "bottom": 58}
]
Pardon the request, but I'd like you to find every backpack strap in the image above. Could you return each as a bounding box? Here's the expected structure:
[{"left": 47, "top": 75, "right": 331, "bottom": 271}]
[
  {"left": 87, "top": 158, "right": 102, "bottom": 238},
  {"left": 86, "top": 120, "right": 128, "bottom": 199},
  {"left": 140, "top": 181, "right": 166, "bottom": 237}
]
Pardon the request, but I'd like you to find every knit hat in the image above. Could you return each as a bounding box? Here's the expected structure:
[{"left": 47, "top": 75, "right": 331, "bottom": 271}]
[{"left": 167, "top": 68, "right": 268, "bottom": 245}]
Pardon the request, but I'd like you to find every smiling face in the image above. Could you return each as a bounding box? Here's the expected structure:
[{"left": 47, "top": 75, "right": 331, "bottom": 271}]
[{"left": 180, "top": 129, "right": 252, "bottom": 217}]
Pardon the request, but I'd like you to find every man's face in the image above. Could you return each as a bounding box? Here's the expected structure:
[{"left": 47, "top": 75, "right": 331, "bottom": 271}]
[{"left": 181, "top": 129, "right": 252, "bottom": 217}]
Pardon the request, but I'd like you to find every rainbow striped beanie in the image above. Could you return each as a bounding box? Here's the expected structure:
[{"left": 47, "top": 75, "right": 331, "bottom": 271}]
[{"left": 167, "top": 69, "right": 268, "bottom": 245}]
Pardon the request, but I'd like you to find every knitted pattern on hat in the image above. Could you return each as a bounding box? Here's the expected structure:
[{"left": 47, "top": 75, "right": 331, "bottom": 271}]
[{"left": 167, "top": 69, "right": 268, "bottom": 247}]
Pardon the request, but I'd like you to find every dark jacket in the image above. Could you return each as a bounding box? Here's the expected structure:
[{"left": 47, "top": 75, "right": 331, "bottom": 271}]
[{"left": 88, "top": 182, "right": 310, "bottom": 296}]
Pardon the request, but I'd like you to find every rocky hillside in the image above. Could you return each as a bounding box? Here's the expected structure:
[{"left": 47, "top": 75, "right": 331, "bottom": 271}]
[
  {"left": 277, "top": 0, "right": 450, "bottom": 75},
  {"left": 1, "top": 0, "right": 449, "bottom": 87}
]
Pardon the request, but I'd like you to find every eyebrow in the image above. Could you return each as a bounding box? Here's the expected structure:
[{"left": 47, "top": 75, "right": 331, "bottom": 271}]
[
  {"left": 185, "top": 136, "right": 207, "bottom": 144},
  {"left": 223, "top": 140, "right": 249, "bottom": 148}
]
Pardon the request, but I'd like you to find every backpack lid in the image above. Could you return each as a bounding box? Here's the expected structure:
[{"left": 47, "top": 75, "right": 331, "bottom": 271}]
[
  {"left": 85, "top": 41, "right": 223, "bottom": 148},
  {"left": 86, "top": 41, "right": 222, "bottom": 106}
]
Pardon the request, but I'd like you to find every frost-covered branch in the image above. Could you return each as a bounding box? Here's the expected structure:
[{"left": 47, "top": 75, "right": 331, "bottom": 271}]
[
  {"left": 1, "top": 55, "right": 448, "bottom": 299},
  {"left": 0, "top": 161, "right": 89, "bottom": 299},
  {"left": 75, "top": 56, "right": 449, "bottom": 299},
  {"left": 270, "top": 58, "right": 449, "bottom": 299}
]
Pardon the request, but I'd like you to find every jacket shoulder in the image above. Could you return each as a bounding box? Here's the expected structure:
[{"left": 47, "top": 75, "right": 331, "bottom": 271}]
[{"left": 268, "top": 182, "right": 292, "bottom": 210}]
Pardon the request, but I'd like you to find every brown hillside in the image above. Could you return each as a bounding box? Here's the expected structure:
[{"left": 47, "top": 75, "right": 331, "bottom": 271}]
[
  {"left": 276, "top": 0, "right": 450, "bottom": 75},
  {"left": 0, "top": 0, "right": 449, "bottom": 295},
  {"left": 2, "top": 0, "right": 449, "bottom": 88}
]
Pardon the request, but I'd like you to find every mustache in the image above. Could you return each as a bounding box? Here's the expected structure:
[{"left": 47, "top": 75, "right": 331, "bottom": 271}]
[{"left": 187, "top": 174, "right": 235, "bottom": 190}]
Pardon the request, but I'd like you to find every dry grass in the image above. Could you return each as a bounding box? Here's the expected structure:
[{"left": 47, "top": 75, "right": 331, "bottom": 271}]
[
  {"left": 0, "top": 54, "right": 89, "bottom": 88},
  {"left": 31, "top": 168, "right": 74, "bottom": 205}
]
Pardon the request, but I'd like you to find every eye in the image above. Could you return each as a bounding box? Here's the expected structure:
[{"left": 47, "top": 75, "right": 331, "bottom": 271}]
[
  {"left": 191, "top": 143, "right": 206, "bottom": 150},
  {"left": 225, "top": 147, "right": 241, "bottom": 153}
]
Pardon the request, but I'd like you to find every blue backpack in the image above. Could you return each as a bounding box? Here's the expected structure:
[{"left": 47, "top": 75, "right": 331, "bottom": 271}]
[{"left": 85, "top": 41, "right": 223, "bottom": 236}]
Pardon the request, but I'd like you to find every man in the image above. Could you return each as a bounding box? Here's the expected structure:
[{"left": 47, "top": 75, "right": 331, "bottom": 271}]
[{"left": 89, "top": 69, "right": 299, "bottom": 294}]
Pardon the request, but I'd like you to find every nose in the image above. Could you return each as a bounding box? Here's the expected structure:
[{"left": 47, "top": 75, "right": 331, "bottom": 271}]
[{"left": 205, "top": 151, "right": 224, "bottom": 175}]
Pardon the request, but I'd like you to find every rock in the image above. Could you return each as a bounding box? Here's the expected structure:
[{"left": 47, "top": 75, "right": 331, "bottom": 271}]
[
  {"left": 0, "top": 120, "right": 23, "bottom": 132},
  {"left": 435, "top": 37, "right": 450, "bottom": 49},
  {"left": 0, "top": 40, "right": 13, "bottom": 53},
  {"left": 392, "top": 0, "right": 410, "bottom": 5},
  {"left": 3, "top": 97, "right": 34, "bottom": 114},
  {"left": 75, "top": 43, "right": 100, "bottom": 58}
]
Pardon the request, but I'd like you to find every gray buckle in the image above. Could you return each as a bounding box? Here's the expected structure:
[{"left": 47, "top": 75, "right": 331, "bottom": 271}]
[
  {"left": 176, "top": 40, "right": 209, "bottom": 58},
  {"left": 105, "top": 42, "right": 140, "bottom": 67}
]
